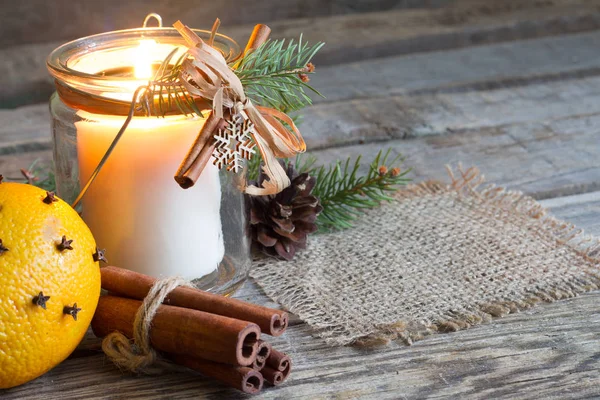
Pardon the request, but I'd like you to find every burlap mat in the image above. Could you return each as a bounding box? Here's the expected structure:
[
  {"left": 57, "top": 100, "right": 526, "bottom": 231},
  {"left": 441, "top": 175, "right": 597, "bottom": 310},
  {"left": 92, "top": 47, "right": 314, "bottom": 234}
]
[{"left": 250, "top": 166, "right": 600, "bottom": 346}]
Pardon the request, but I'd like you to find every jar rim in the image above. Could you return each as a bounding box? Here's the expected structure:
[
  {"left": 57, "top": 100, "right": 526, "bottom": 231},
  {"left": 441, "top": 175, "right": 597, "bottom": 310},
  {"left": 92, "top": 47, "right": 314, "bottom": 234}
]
[{"left": 47, "top": 27, "right": 241, "bottom": 99}]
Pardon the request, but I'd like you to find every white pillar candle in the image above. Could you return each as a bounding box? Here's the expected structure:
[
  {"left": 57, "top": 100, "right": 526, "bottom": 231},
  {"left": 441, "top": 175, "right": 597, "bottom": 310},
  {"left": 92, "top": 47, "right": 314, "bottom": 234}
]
[
  {"left": 76, "top": 112, "right": 224, "bottom": 280},
  {"left": 71, "top": 39, "right": 224, "bottom": 280}
]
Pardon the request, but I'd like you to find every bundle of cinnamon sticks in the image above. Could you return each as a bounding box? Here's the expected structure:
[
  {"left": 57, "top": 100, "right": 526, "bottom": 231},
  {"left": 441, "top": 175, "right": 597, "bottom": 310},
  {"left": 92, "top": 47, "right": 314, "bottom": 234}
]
[{"left": 91, "top": 266, "right": 292, "bottom": 394}]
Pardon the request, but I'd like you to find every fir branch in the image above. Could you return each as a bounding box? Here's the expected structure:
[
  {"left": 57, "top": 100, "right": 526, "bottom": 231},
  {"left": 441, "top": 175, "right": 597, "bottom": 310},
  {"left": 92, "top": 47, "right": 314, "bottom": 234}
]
[
  {"left": 247, "top": 150, "right": 410, "bottom": 232},
  {"left": 312, "top": 150, "right": 411, "bottom": 231},
  {"left": 135, "top": 35, "right": 325, "bottom": 117},
  {"left": 293, "top": 153, "right": 318, "bottom": 175},
  {"left": 235, "top": 37, "right": 324, "bottom": 111}
]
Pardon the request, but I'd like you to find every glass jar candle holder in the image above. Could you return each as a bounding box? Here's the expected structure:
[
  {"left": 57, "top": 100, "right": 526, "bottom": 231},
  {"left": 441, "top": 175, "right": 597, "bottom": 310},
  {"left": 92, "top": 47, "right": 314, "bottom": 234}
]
[{"left": 47, "top": 24, "right": 250, "bottom": 295}]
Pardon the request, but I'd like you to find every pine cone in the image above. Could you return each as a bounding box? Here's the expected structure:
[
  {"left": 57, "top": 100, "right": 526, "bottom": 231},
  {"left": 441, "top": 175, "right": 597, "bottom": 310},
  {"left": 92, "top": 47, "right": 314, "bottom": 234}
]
[{"left": 249, "top": 162, "right": 323, "bottom": 260}]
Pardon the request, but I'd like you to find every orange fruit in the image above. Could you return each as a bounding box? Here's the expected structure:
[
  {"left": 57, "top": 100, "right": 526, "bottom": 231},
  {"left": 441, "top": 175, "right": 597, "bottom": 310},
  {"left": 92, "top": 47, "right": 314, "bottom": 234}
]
[{"left": 0, "top": 182, "right": 101, "bottom": 389}]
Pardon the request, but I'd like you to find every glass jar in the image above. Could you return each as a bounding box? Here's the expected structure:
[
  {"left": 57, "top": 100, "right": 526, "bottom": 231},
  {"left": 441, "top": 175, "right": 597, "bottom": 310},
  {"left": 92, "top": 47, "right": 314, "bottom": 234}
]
[{"left": 47, "top": 26, "right": 250, "bottom": 295}]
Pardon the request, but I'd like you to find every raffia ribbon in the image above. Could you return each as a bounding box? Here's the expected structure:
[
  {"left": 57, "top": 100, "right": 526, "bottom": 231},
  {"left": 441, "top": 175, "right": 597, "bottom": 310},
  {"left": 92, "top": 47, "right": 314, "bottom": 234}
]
[
  {"left": 174, "top": 21, "right": 306, "bottom": 196},
  {"left": 101, "top": 276, "right": 192, "bottom": 374}
]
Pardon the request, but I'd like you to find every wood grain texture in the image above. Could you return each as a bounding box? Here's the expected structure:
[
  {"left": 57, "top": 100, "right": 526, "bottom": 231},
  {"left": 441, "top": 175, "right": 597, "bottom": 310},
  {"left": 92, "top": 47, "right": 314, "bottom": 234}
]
[
  {"left": 0, "top": 150, "right": 53, "bottom": 180},
  {"left": 9, "top": 73, "right": 600, "bottom": 155},
  {"left": 0, "top": 0, "right": 452, "bottom": 49},
  {"left": 8, "top": 31, "right": 600, "bottom": 155},
  {"left": 6, "top": 0, "right": 600, "bottom": 107},
  {"left": 311, "top": 30, "right": 600, "bottom": 104},
  {"left": 265, "top": 0, "right": 600, "bottom": 66},
  {"left": 0, "top": 192, "right": 598, "bottom": 399},
  {"left": 8, "top": 33, "right": 600, "bottom": 154},
  {"left": 302, "top": 74, "right": 600, "bottom": 149},
  {"left": 311, "top": 117, "right": 600, "bottom": 201},
  {"left": 0, "top": 104, "right": 51, "bottom": 154},
  {"left": 305, "top": 72, "right": 600, "bottom": 200},
  {"left": 540, "top": 191, "right": 600, "bottom": 237}
]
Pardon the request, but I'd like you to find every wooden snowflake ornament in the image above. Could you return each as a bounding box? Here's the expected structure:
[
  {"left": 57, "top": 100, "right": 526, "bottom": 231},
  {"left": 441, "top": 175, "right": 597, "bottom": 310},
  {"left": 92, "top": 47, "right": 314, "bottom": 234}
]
[{"left": 212, "top": 117, "right": 256, "bottom": 173}]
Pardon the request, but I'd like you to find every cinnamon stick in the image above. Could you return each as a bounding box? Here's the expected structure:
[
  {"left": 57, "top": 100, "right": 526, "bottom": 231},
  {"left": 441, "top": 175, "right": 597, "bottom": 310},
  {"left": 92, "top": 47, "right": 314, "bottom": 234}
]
[
  {"left": 266, "top": 348, "right": 291, "bottom": 372},
  {"left": 244, "top": 24, "right": 272, "bottom": 54},
  {"left": 174, "top": 24, "right": 272, "bottom": 188},
  {"left": 91, "top": 295, "right": 260, "bottom": 366},
  {"left": 262, "top": 366, "right": 288, "bottom": 386},
  {"left": 263, "top": 348, "right": 291, "bottom": 386},
  {"left": 252, "top": 340, "right": 272, "bottom": 371},
  {"left": 171, "top": 355, "right": 264, "bottom": 394},
  {"left": 174, "top": 112, "right": 222, "bottom": 189},
  {"left": 207, "top": 18, "right": 221, "bottom": 47},
  {"left": 101, "top": 266, "right": 289, "bottom": 336}
]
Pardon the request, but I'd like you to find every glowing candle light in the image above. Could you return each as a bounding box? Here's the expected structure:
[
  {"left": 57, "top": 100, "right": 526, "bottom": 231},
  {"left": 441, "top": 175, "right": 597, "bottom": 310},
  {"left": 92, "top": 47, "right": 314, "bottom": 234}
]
[
  {"left": 134, "top": 39, "right": 158, "bottom": 79},
  {"left": 75, "top": 39, "right": 224, "bottom": 280}
]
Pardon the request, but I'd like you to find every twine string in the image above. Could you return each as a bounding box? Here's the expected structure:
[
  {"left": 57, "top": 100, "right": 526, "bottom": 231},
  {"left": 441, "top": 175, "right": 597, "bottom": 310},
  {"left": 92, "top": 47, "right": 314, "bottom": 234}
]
[{"left": 101, "top": 276, "right": 192, "bottom": 374}]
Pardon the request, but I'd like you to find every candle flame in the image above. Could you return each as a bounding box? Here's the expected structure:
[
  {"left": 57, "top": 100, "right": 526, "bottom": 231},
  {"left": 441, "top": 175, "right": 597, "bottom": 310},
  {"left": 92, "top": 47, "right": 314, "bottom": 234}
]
[{"left": 134, "top": 39, "right": 157, "bottom": 79}]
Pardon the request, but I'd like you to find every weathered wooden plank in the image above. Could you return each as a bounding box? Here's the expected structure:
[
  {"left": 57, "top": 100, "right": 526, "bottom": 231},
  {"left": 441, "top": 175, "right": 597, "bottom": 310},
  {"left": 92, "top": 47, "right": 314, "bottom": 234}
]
[
  {"left": 274, "top": 0, "right": 600, "bottom": 66},
  {"left": 6, "top": 0, "right": 600, "bottom": 107},
  {"left": 302, "top": 75, "right": 600, "bottom": 149},
  {"left": 0, "top": 150, "right": 50, "bottom": 173},
  {"left": 0, "top": 0, "right": 453, "bottom": 50},
  {"left": 10, "top": 29, "right": 600, "bottom": 155},
  {"left": 8, "top": 61, "right": 600, "bottom": 155},
  {"left": 540, "top": 191, "right": 600, "bottom": 236},
  {"left": 0, "top": 104, "right": 51, "bottom": 154},
  {"left": 1, "top": 191, "right": 599, "bottom": 399},
  {"left": 311, "top": 30, "right": 600, "bottom": 104},
  {"left": 306, "top": 75, "right": 600, "bottom": 200},
  {"left": 312, "top": 116, "right": 600, "bottom": 201}
]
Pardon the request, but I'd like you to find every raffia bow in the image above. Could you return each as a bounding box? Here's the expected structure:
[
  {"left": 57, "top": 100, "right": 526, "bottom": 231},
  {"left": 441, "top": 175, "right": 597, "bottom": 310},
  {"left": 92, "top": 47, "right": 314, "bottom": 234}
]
[{"left": 174, "top": 21, "right": 306, "bottom": 196}]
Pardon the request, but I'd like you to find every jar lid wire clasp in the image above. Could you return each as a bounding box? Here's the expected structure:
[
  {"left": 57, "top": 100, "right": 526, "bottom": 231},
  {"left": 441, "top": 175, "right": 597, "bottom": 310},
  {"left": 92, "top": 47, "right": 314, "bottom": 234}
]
[
  {"left": 71, "top": 13, "right": 163, "bottom": 208},
  {"left": 143, "top": 13, "right": 163, "bottom": 28}
]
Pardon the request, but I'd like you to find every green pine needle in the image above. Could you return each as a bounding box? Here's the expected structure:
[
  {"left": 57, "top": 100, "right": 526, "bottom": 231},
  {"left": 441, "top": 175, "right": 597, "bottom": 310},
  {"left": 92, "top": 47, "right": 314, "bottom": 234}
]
[
  {"left": 293, "top": 153, "right": 318, "bottom": 175},
  {"left": 139, "top": 36, "right": 324, "bottom": 117},
  {"left": 312, "top": 150, "right": 411, "bottom": 231},
  {"left": 235, "top": 37, "right": 325, "bottom": 111}
]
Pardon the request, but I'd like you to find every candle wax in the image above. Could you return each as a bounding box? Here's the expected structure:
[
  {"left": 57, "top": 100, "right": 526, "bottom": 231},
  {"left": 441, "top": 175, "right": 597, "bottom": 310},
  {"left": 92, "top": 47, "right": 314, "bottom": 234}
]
[{"left": 76, "top": 112, "right": 224, "bottom": 280}]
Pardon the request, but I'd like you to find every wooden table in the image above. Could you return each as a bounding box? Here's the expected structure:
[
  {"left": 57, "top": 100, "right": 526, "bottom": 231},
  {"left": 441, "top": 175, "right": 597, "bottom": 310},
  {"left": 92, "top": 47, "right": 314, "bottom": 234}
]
[{"left": 1, "top": 1, "right": 600, "bottom": 398}]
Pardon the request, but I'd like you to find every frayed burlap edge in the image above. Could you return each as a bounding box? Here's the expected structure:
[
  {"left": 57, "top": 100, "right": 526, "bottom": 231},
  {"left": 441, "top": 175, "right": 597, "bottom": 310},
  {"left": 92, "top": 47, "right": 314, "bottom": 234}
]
[{"left": 252, "top": 165, "right": 600, "bottom": 347}]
